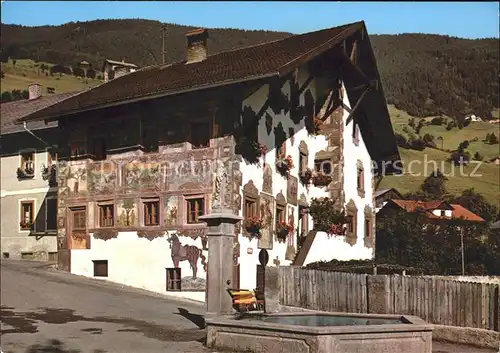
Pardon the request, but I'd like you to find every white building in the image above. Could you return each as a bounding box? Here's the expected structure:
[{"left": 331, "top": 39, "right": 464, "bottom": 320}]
[{"left": 17, "top": 23, "right": 400, "bottom": 303}]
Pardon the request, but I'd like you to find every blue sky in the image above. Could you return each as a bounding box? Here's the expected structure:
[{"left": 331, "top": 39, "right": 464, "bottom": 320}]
[{"left": 1, "top": 1, "right": 498, "bottom": 39}]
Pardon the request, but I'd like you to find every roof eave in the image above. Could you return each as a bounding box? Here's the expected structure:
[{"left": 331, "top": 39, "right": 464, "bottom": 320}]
[
  {"left": 278, "top": 22, "right": 363, "bottom": 78},
  {"left": 15, "top": 72, "right": 279, "bottom": 124}
]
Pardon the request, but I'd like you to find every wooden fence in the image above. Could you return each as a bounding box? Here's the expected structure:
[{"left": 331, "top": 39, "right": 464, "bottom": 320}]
[{"left": 274, "top": 267, "right": 500, "bottom": 331}]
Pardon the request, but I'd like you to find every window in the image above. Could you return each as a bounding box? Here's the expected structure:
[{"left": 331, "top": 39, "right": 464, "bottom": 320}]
[
  {"left": 93, "top": 260, "right": 108, "bottom": 277},
  {"left": 20, "top": 201, "right": 34, "bottom": 230},
  {"left": 299, "top": 152, "right": 308, "bottom": 173},
  {"left": 20, "top": 152, "right": 34, "bottom": 174},
  {"left": 46, "top": 198, "right": 57, "bottom": 231},
  {"left": 186, "top": 197, "right": 204, "bottom": 224},
  {"left": 440, "top": 210, "right": 446, "bottom": 217},
  {"left": 275, "top": 142, "right": 286, "bottom": 159},
  {"left": 244, "top": 198, "right": 258, "bottom": 219},
  {"left": 357, "top": 164, "right": 364, "bottom": 191},
  {"left": 143, "top": 200, "right": 160, "bottom": 226},
  {"left": 166, "top": 268, "right": 181, "bottom": 291},
  {"left": 190, "top": 122, "right": 210, "bottom": 148},
  {"left": 276, "top": 204, "right": 285, "bottom": 223},
  {"left": 299, "top": 206, "right": 309, "bottom": 235},
  {"left": 92, "top": 138, "right": 106, "bottom": 160},
  {"left": 314, "top": 159, "right": 331, "bottom": 174},
  {"left": 98, "top": 203, "right": 114, "bottom": 227},
  {"left": 72, "top": 208, "right": 87, "bottom": 230},
  {"left": 365, "top": 219, "right": 371, "bottom": 239},
  {"left": 346, "top": 215, "right": 355, "bottom": 234},
  {"left": 353, "top": 122, "right": 360, "bottom": 145}
]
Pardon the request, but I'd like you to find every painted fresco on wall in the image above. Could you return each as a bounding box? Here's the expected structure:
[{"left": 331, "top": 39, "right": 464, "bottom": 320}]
[
  {"left": 64, "top": 165, "right": 88, "bottom": 197},
  {"left": 258, "top": 193, "right": 275, "bottom": 250},
  {"left": 166, "top": 157, "right": 213, "bottom": 191},
  {"left": 88, "top": 161, "right": 117, "bottom": 195},
  {"left": 124, "top": 161, "right": 162, "bottom": 193},
  {"left": 167, "top": 233, "right": 207, "bottom": 291},
  {"left": 164, "top": 196, "right": 178, "bottom": 226},
  {"left": 116, "top": 198, "right": 138, "bottom": 227},
  {"left": 287, "top": 175, "right": 298, "bottom": 205}
]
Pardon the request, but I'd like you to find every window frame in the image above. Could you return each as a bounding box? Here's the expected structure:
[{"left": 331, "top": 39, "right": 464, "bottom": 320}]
[
  {"left": 356, "top": 161, "right": 365, "bottom": 197},
  {"left": 166, "top": 267, "right": 182, "bottom": 291},
  {"left": 142, "top": 198, "right": 160, "bottom": 227},
  {"left": 71, "top": 207, "right": 87, "bottom": 231},
  {"left": 185, "top": 195, "right": 205, "bottom": 224},
  {"left": 98, "top": 201, "right": 115, "bottom": 228},
  {"left": 19, "top": 200, "right": 35, "bottom": 231}
]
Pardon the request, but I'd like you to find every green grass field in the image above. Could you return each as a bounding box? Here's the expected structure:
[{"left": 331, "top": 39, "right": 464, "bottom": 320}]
[
  {"left": 378, "top": 147, "right": 499, "bottom": 207},
  {"left": 384, "top": 105, "right": 499, "bottom": 206},
  {"left": 1, "top": 59, "right": 103, "bottom": 94}
]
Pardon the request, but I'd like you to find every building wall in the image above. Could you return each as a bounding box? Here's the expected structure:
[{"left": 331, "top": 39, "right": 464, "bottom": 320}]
[
  {"left": 63, "top": 61, "right": 376, "bottom": 301},
  {"left": 0, "top": 151, "right": 57, "bottom": 259},
  {"left": 237, "top": 65, "right": 376, "bottom": 290}
]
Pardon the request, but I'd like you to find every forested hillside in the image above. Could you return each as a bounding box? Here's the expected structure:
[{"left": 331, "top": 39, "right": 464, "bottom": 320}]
[{"left": 1, "top": 19, "right": 498, "bottom": 118}]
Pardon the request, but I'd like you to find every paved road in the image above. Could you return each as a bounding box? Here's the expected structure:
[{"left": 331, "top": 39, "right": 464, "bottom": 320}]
[
  {"left": 1, "top": 260, "right": 496, "bottom": 353},
  {"left": 1, "top": 260, "right": 211, "bottom": 353}
]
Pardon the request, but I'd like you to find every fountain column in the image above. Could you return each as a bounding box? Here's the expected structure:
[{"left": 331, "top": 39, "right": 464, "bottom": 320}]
[{"left": 199, "top": 158, "right": 242, "bottom": 317}]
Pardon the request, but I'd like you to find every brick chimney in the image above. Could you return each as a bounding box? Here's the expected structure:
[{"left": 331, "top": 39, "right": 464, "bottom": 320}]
[
  {"left": 28, "top": 83, "right": 42, "bottom": 100},
  {"left": 186, "top": 28, "right": 208, "bottom": 64}
]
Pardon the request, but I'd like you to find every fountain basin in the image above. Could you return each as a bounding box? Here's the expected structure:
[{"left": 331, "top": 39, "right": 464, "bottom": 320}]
[{"left": 206, "top": 312, "right": 432, "bottom": 353}]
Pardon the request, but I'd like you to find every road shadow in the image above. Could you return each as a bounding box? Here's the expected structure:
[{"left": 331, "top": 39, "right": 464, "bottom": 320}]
[
  {"left": 175, "top": 307, "right": 206, "bottom": 329},
  {"left": 0, "top": 306, "right": 206, "bottom": 343},
  {"left": 1, "top": 338, "right": 106, "bottom": 353}
]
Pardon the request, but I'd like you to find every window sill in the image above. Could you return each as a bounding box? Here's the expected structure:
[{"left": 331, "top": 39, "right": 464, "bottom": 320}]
[{"left": 29, "top": 231, "right": 57, "bottom": 236}]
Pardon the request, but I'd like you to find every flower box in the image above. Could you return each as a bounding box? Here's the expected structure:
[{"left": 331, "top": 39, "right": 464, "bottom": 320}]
[
  {"left": 275, "top": 220, "right": 294, "bottom": 242},
  {"left": 299, "top": 168, "right": 313, "bottom": 185},
  {"left": 244, "top": 217, "right": 264, "bottom": 238},
  {"left": 312, "top": 172, "right": 332, "bottom": 187},
  {"left": 276, "top": 155, "right": 294, "bottom": 177}
]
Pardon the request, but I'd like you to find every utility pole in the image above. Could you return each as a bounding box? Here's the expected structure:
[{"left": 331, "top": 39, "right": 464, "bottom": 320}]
[{"left": 162, "top": 25, "right": 167, "bottom": 65}]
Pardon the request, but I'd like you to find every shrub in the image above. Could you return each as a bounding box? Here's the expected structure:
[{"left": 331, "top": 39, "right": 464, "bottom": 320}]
[
  {"left": 430, "top": 117, "right": 444, "bottom": 125},
  {"left": 473, "top": 152, "right": 483, "bottom": 161},
  {"left": 409, "top": 138, "right": 426, "bottom": 151},
  {"left": 458, "top": 140, "right": 470, "bottom": 151},
  {"left": 422, "top": 133, "right": 436, "bottom": 147},
  {"left": 449, "top": 150, "right": 470, "bottom": 165},
  {"left": 395, "top": 133, "right": 410, "bottom": 149}
]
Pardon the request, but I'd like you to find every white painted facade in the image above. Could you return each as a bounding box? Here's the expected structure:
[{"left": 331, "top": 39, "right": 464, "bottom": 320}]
[
  {"left": 71, "top": 231, "right": 207, "bottom": 302},
  {"left": 69, "top": 64, "right": 376, "bottom": 302},
  {"left": 0, "top": 151, "right": 58, "bottom": 259}
]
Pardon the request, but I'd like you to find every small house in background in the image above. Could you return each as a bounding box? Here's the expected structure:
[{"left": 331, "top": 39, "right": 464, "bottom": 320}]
[
  {"left": 379, "top": 199, "right": 485, "bottom": 223},
  {"left": 465, "top": 114, "right": 483, "bottom": 122},
  {"left": 47, "top": 87, "right": 56, "bottom": 94},
  {"left": 78, "top": 60, "right": 91, "bottom": 78},
  {"left": 374, "top": 188, "right": 403, "bottom": 212},
  {"left": 490, "top": 156, "right": 500, "bottom": 165},
  {"left": 102, "top": 59, "right": 138, "bottom": 82}
]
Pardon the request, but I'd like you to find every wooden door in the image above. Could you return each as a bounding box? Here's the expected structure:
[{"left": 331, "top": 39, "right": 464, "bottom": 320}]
[{"left": 70, "top": 207, "right": 88, "bottom": 249}]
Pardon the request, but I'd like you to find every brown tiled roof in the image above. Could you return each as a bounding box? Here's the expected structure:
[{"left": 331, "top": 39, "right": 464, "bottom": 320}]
[
  {"left": 18, "top": 21, "right": 363, "bottom": 121},
  {"left": 390, "top": 200, "right": 485, "bottom": 222},
  {"left": 0, "top": 91, "right": 83, "bottom": 134}
]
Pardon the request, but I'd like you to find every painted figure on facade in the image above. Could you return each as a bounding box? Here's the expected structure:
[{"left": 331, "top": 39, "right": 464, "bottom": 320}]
[{"left": 167, "top": 233, "right": 207, "bottom": 279}]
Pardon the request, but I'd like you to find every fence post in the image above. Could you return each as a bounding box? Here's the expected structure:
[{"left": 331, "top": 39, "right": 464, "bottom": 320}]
[
  {"left": 264, "top": 266, "right": 281, "bottom": 313},
  {"left": 367, "top": 275, "right": 390, "bottom": 314},
  {"left": 495, "top": 284, "right": 499, "bottom": 332}
]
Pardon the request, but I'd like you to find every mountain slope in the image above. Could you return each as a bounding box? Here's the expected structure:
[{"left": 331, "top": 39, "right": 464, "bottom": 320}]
[{"left": 1, "top": 19, "right": 498, "bottom": 118}]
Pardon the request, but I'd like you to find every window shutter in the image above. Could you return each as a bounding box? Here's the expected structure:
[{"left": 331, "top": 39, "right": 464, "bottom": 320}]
[
  {"left": 46, "top": 198, "right": 57, "bottom": 230},
  {"left": 35, "top": 200, "right": 46, "bottom": 233}
]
